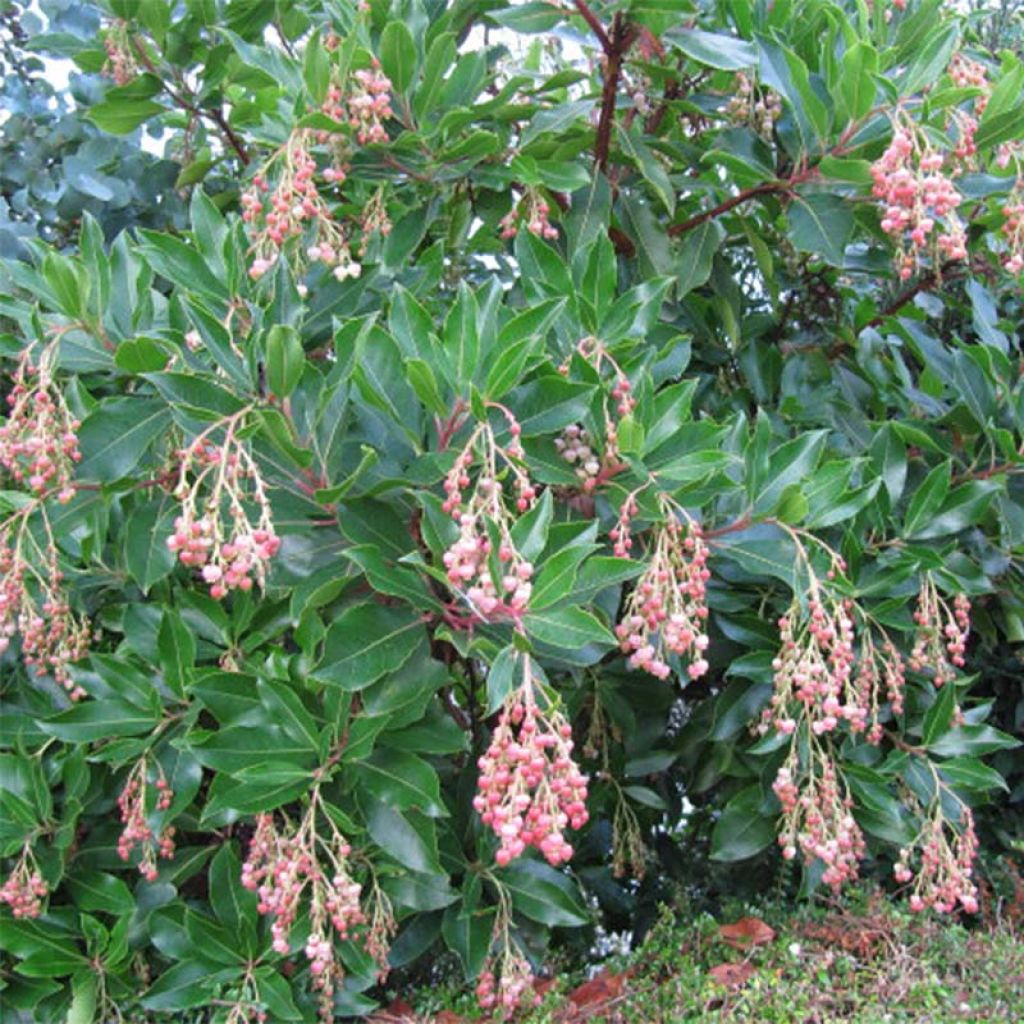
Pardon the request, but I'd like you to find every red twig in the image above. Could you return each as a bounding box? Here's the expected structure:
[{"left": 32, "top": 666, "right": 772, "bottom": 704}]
[
  {"left": 573, "top": 0, "right": 612, "bottom": 53},
  {"left": 864, "top": 261, "right": 964, "bottom": 328},
  {"left": 129, "top": 36, "right": 249, "bottom": 166}
]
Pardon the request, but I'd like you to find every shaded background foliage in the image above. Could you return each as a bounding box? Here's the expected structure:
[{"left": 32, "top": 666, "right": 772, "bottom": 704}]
[{"left": 0, "top": 0, "right": 1023, "bottom": 1021}]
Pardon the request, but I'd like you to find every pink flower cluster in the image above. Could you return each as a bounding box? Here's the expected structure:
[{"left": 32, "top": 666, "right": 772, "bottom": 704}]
[
  {"left": 610, "top": 492, "right": 638, "bottom": 558},
  {"left": 765, "top": 596, "right": 864, "bottom": 736},
  {"left": 726, "top": 72, "right": 782, "bottom": 139},
  {"left": 500, "top": 189, "right": 558, "bottom": 240},
  {"left": 0, "top": 522, "right": 89, "bottom": 696},
  {"left": 167, "top": 423, "right": 281, "bottom": 599},
  {"left": 909, "top": 579, "right": 970, "bottom": 687},
  {"left": 554, "top": 338, "right": 634, "bottom": 494},
  {"left": 774, "top": 754, "right": 866, "bottom": 891},
  {"left": 0, "top": 846, "right": 47, "bottom": 919},
  {"left": 346, "top": 63, "right": 394, "bottom": 145},
  {"left": 357, "top": 187, "right": 393, "bottom": 253},
  {"left": 871, "top": 122, "right": 967, "bottom": 279},
  {"left": 117, "top": 759, "right": 175, "bottom": 882},
  {"left": 102, "top": 20, "right": 138, "bottom": 85},
  {"left": 554, "top": 424, "right": 603, "bottom": 485},
  {"left": 894, "top": 805, "right": 978, "bottom": 914},
  {"left": 441, "top": 417, "right": 536, "bottom": 623},
  {"left": 476, "top": 947, "right": 540, "bottom": 1017},
  {"left": 242, "top": 805, "right": 367, "bottom": 1022},
  {"left": 1, "top": 348, "right": 81, "bottom": 503},
  {"left": 242, "top": 133, "right": 359, "bottom": 281},
  {"left": 474, "top": 670, "right": 589, "bottom": 867},
  {"left": 1000, "top": 188, "right": 1024, "bottom": 274},
  {"left": 948, "top": 53, "right": 989, "bottom": 113},
  {"left": 615, "top": 502, "right": 710, "bottom": 682}
]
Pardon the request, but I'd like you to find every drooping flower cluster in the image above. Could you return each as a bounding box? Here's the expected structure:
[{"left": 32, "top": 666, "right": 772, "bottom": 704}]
[
  {"left": 357, "top": 187, "right": 393, "bottom": 252},
  {"left": 0, "top": 512, "right": 89, "bottom": 696},
  {"left": 241, "top": 132, "right": 359, "bottom": 281},
  {"left": 773, "top": 748, "right": 866, "bottom": 891},
  {"left": 499, "top": 188, "right": 558, "bottom": 240},
  {"left": 441, "top": 413, "right": 536, "bottom": 623},
  {"left": 871, "top": 115, "right": 967, "bottom": 279},
  {"left": 0, "top": 844, "right": 48, "bottom": 919},
  {"left": 241, "top": 795, "right": 371, "bottom": 1023},
  {"left": 116, "top": 758, "right": 175, "bottom": 881},
  {"left": 1, "top": 346, "right": 81, "bottom": 502},
  {"left": 765, "top": 594, "right": 858, "bottom": 736},
  {"left": 166, "top": 413, "right": 281, "bottom": 599},
  {"left": 476, "top": 944, "right": 539, "bottom": 1018},
  {"left": 475, "top": 658, "right": 589, "bottom": 867},
  {"left": 726, "top": 72, "right": 782, "bottom": 138},
  {"left": 894, "top": 800, "right": 978, "bottom": 914},
  {"left": 102, "top": 20, "right": 138, "bottom": 85},
  {"left": 554, "top": 337, "right": 634, "bottom": 493},
  {"left": 554, "top": 424, "right": 603, "bottom": 485},
  {"left": 346, "top": 62, "right": 394, "bottom": 144},
  {"left": 1000, "top": 183, "right": 1024, "bottom": 275},
  {"left": 909, "top": 577, "right": 970, "bottom": 687},
  {"left": 614, "top": 496, "right": 710, "bottom": 682},
  {"left": 948, "top": 53, "right": 989, "bottom": 106}
]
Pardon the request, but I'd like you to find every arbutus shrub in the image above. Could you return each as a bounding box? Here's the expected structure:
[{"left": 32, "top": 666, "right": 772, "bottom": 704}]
[{"left": 0, "top": 0, "right": 1022, "bottom": 1021}]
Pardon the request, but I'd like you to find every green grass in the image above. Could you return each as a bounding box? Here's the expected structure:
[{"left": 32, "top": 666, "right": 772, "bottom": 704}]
[{"left": 411, "top": 889, "right": 1024, "bottom": 1022}]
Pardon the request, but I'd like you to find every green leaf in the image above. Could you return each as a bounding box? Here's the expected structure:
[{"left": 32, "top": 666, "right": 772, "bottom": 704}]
[
  {"left": 66, "top": 973, "right": 98, "bottom": 1024},
  {"left": 616, "top": 125, "right": 675, "bottom": 216},
  {"left": 938, "top": 757, "right": 1008, "bottom": 792},
  {"left": 443, "top": 284, "right": 480, "bottom": 390},
  {"left": 264, "top": 325, "right": 304, "bottom": 399},
  {"left": 667, "top": 26, "right": 758, "bottom": 70},
  {"left": 836, "top": 41, "right": 877, "bottom": 122},
  {"left": 124, "top": 494, "right": 177, "bottom": 593},
  {"left": 41, "top": 700, "right": 158, "bottom": 742},
  {"left": 355, "top": 749, "right": 447, "bottom": 817},
  {"left": 380, "top": 21, "right": 417, "bottom": 94},
  {"left": 136, "top": 230, "right": 227, "bottom": 301},
  {"left": 903, "top": 461, "right": 951, "bottom": 537},
  {"left": 709, "top": 786, "right": 775, "bottom": 861},
  {"left": 303, "top": 29, "right": 330, "bottom": 104},
  {"left": 922, "top": 684, "right": 957, "bottom": 745},
  {"left": 208, "top": 844, "right": 258, "bottom": 940},
  {"left": 498, "top": 860, "right": 589, "bottom": 926},
  {"left": 899, "top": 21, "right": 959, "bottom": 97},
  {"left": 140, "top": 962, "right": 214, "bottom": 1011},
  {"left": 676, "top": 219, "right": 725, "bottom": 297},
  {"left": 158, "top": 609, "right": 195, "bottom": 698},
  {"left": 927, "top": 725, "right": 1021, "bottom": 758},
  {"left": 77, "top": 399, "right": 171, "bottom": 481},
  {"left": 88, "top": 97, "right": 166, "bottom": 134},
  {"left": 364, "top": 801, "right": 441, "bottom": 874},
  {"left": 66, "top": 872, "right": 134, "bottom": 915},
  {"left": 908, "top": 481, "right": 1000, "bottom": 540},
  {"left": 787, "top": 194, "right": 852, "bottom": 266},
  {"left": 314, "top": 604, "right": 426, "bottom": 689},
  {"left": 523, "top": 606, "right": 616, "bottom": 648},
  {"left": 442, "top": 898, "right": 495, "bottom": 978},
  {"left": 529, "top": 542, "right": 597, "bottom": 610}
]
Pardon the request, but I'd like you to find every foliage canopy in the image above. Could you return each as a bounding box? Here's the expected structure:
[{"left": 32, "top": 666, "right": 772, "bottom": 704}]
[{"left": 0, "top": 0, "right": 1022, "bottom": 1020}]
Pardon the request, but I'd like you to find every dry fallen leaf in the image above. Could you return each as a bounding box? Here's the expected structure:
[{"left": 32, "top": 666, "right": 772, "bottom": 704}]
[
  {"left": 708, "top": 961, "right": 755, "bottom": 987},
  {"left": 369, "top": 999, "right": 417, "bottom": 1023},
  {"left": 719, "top": 916, "right": 776, "bottom": 949},
  {"left": 568, "top": 968, "right": 627, "bottom": 1010}
]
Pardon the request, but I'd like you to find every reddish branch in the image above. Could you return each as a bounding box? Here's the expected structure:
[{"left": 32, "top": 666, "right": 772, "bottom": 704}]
[
  {"left": 574, "top": 1, "right": 637, "bottom": 173},
  {"left": 129, "top": 36, "right": 250, "bottom": 166},
  {"left": 864, "top": 261, "right": 964, "bottom": 328},
  {"left": 665, "top": 173, "right": 821, "bottom": 237}
]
